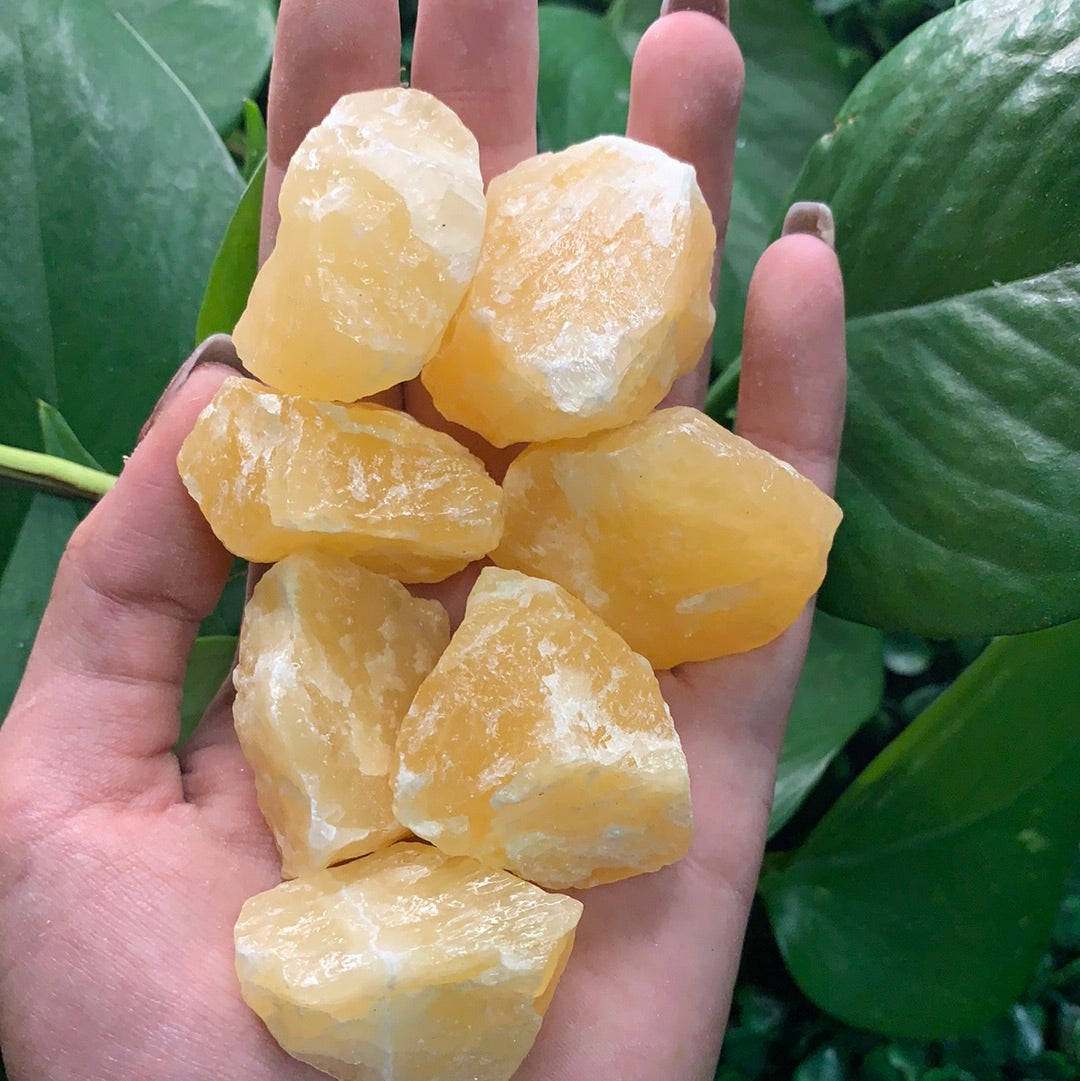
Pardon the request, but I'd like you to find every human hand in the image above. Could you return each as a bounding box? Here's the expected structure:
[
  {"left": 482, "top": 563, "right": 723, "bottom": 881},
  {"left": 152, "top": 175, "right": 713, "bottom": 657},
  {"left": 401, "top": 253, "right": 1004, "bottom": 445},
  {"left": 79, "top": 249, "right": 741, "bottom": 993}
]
[{"left": 0, "top": 2, "right": 845, "bottom": 1079}]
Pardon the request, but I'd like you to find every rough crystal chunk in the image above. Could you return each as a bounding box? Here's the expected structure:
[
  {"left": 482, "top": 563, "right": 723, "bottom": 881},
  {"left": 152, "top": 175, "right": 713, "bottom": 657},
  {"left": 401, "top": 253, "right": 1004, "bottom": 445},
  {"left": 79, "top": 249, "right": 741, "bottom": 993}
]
[
  {"left": 233, "top": 88, "right": 486, "bottom": 402},
  {"left": 176, "top": 377, "right": 503, "bottom": 581},
  {"left": 393, "top": 568, "right": 692, "bottom": 889},
  {"left": 234, "top": 842, "right": 583, "bottom": 1081},
  {"left": 233, "top": 552, "right": 450, "bottom": 877},
  {"left": 422, "top": 134, "right": 716, "bottom": 446},
  {"left": 492, "top": 407, "right": 843, "bottom": 669}
]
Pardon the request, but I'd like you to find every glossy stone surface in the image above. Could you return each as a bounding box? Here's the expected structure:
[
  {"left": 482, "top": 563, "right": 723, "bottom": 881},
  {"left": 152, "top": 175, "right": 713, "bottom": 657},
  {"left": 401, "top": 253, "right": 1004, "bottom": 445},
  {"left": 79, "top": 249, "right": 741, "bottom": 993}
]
[
  {"left": 422, "top": 134, "right": 716, "bottom": 446},
  {"left": 235, "top": 842, "right": 582, "bottom": 1081},
  {"left": 234, "top": 552, "right": 449, "bottom": 877},
  {"left": 493, "top": 407, "right": 843, "bottom": 669},
  {"left": 393, "top": 568, "right": 692, "bottom": 889},
  {"left": 176, "top": 377, "right": 503, "bottom": 581},
  {"left": 233, "top": 88, "right": 485, "bottom": 403}
]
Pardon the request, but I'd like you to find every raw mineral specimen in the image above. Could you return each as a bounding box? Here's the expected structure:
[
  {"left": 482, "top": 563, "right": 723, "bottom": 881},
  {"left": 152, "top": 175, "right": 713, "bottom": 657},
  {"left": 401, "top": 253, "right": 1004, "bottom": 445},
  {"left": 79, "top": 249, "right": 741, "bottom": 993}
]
[
  {"left": 393, "top": 567, "right": 692, "bottom": 889},
  {"left": 233, "top": 551, "right": 449, "bottom": 877},
  {"left": 233, "top": 88, "right": 486, "bottom": 403},
  {"left": 422, "top": 134, "right": 716, "bottom": 446},
  {"left": 234, "top": 842, "right": 583, "bottom": 1081},
  {"left": 176, "top": 377, "right": 503, "bottom": 582},
  {"left": 492, "top": 407, "right": 843, "bottom": 669}
]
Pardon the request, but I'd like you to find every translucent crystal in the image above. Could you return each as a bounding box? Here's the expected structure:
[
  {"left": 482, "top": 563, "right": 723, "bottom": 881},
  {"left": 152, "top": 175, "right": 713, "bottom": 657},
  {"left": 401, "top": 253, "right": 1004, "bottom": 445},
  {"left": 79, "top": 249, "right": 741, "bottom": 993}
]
[
  {"left": 176, "top": 377, "right": 503, "bottom": 582},
  {"left": 394, "top": 568, "right": 692, "bottom": 889},
  {"left": 234, "top": 842, "right": 583, "bottom": 1081},
  {"left": 422, "top": 134, "right": 716, "bottom": 445},
  {"left": 493, "top": 408, "right": 843, "bottom": 668},
  {"left": 234, "top": 552, "right": 450, "bottom": 877},
  {"left": 233, "top": 88, "right": 486, "bottom": 402}
]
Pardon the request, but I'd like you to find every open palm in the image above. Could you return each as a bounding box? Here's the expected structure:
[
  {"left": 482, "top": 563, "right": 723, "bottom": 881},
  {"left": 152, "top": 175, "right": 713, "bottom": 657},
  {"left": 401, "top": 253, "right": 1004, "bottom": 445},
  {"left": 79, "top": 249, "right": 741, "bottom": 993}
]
[{"left": 0, "top": 2, "right": 845, "bottom": 1079}]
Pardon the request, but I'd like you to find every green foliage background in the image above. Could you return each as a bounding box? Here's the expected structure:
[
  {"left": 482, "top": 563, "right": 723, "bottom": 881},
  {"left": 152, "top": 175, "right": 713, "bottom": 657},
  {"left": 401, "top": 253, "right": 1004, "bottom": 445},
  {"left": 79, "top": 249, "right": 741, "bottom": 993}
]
[{"left": 1, "top": 1, "right": 1077, "bottom": 1078}]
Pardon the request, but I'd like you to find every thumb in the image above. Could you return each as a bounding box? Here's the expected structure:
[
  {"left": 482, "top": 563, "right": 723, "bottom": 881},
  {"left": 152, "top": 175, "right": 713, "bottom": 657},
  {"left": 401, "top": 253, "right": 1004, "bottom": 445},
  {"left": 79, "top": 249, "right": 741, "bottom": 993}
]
[{"left": 0, "top": 338, "right": 242, "bottom": 809}]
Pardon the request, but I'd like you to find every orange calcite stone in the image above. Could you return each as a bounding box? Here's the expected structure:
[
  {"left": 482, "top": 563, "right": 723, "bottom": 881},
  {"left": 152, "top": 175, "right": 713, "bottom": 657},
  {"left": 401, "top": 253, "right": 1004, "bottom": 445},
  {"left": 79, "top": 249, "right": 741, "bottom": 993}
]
[
  {"left": 492, "top": 407, "right": 843, "bottom": 669},
  {"left": 422, "top": 134, "right": 716, "bottom": 446},
  {"left": 233, "top": 552, "right": 449, "bottom": 877},
  {"left": 233, "top": 88, "right": 485, "bottom": 402},
  {"left": 235, "top": 842, "right": 582, "bottom": 1081},
  {"left": 176, "top": 377, "right": 503, "bottom": 581},
  {"left": 393, "top": 568, "right": 692, "bottom": 889}
]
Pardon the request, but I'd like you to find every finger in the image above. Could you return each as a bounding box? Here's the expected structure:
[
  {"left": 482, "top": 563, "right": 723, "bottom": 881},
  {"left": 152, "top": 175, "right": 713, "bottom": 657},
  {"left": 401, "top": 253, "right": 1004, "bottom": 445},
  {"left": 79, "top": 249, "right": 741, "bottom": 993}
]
[
  {"left": 736, "top": 211, "right": 845, "bottom": 494},
  {"left": 516, "top": 857, "right": 744, "bottom": 1080},
  {"left": 533, "top": 230, "right": 848, "bottom": 1078},
  {"left": 410, "top": 0, "right": 539, "bottom": 186},
  {"left": 261, "top": 0, "right": 401, "bottom": 262},
  {"left": 0, "top": 352, "right": 240, "bottom": 808},
  {"left": 403, "top": 0, "right": 539, "bottom": 454},
  {"left": 626, "top": 8, "right": 744, "bottom": 409},
  {"left": 665, "top": 212, "right": 846, "bottom": 868}
]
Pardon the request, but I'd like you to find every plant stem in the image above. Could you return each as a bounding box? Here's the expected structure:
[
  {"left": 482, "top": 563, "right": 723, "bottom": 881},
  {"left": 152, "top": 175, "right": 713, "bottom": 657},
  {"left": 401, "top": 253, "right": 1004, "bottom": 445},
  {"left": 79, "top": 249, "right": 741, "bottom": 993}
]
[{"left": 0, "top": 444, "right": 117, "bottom": 501}]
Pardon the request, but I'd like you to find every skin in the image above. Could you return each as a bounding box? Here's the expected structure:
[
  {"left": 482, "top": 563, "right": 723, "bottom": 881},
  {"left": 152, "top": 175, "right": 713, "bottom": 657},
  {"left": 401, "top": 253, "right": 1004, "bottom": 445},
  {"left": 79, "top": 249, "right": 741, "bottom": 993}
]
[{"left": 0, "top": 2, "right": 845, "bottom": 1079}]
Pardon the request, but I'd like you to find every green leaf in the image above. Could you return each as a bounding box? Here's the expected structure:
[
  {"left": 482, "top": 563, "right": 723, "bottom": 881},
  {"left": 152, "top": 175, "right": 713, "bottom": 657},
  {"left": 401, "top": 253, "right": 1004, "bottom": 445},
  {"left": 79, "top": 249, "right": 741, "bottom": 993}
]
[
  {"left": 760, "top": 619, "right": 1080, "bottom": 1038},
  {"left": 195, "top": 157, "right": 266, "bottom": 341},
  {"left": 837, "top": 266, "right": 1080, "bottom": 635},
  {"left": 242, "top": 99, "right": 267, "bottom": 181},
  {"left": 770, "top": 611, "right": 884, "bottom": 837},
  {"left": 178, "top": 635, "right": 237, "bottom": 747},
  {"left": 37, "top": 402, "right": 104, "bottom": 471},
  {"left": 0, "top": 495, "right": 78, "bottom": 719},
  {"left": 0, "top": 0, "right": 242, "bottom": 504},
  {"left": 112, "top": 0, "right": 275, "bottom": 133},
  {"left": 788, "top": 0, "right": 1080, "bottom": 635},
  {"left": 537, "top": 5, "right": 631, "bottom": 151},
  {"left": 718, "top": 0, "right": 849, "bottom": 364}
]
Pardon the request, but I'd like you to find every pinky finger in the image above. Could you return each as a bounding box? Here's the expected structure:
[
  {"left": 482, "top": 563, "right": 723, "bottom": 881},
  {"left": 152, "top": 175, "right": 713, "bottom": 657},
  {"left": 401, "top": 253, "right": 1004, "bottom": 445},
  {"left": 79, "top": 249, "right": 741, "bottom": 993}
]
[{"left": 735, "top": 204, "right": 846, "bottom": 496}]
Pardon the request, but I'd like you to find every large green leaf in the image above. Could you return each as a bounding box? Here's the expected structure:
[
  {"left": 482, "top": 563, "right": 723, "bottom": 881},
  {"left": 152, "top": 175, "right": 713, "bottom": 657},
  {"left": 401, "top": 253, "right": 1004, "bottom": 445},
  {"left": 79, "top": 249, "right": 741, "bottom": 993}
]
[
  {"left": 838, "top": 267, "right": 1080, "bottom": 633},
  {"left": 719, "top": 0, "right": 849, "bottom": 363},
  {"left": 789, "top": 0, "right": 1080, "bottom": 635},
  {"left": 760, "top": 619, "right": 1080, "bottom": 1037},
  {"left": 0, "top": 495, "right": 78, "bottom": 719},
  {"left": 770, "top": 611, "right": 884, "bottom": 837},
  {"left": 113, "top": 0, "right": 275, "bottom": 133},
  {"left": 537, "top": 4, "right": 630, "bottom": 151},
  {"left": 0, "top": 0, "right": 243, "bottom": 556}
]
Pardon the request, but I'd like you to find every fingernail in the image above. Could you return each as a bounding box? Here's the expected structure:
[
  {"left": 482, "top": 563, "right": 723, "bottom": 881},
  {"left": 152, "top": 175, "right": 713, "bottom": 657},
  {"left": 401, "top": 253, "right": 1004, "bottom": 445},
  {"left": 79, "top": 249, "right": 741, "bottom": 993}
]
[
  {"left": 782, "top": 202, "right": 836, "bottom": 249},
  {"left": 137, "top": 334, "right": 248, "bottom": 446},
  {"left": 660, "top": 0, "right": 730, "bottom": 24}
]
